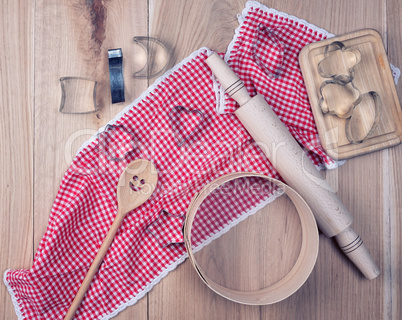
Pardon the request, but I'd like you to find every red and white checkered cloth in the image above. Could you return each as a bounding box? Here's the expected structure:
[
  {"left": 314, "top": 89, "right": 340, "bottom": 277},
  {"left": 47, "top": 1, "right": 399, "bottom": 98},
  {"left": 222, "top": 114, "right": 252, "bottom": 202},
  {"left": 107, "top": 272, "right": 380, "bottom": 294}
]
[{"left": 4, "top": 2, "right": 400, "bottom": 319}]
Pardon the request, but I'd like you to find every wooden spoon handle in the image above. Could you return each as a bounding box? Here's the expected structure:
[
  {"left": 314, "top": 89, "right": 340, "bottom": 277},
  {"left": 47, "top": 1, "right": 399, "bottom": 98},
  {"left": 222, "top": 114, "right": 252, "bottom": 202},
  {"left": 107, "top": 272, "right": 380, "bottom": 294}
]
[{"left": 64, "top": 213, "right": 125, "bottom": 320}]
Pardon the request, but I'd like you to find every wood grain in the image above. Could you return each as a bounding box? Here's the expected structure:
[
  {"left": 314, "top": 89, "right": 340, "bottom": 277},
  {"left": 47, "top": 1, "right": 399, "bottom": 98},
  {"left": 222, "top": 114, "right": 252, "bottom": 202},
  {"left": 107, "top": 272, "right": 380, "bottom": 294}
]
[
  {"left": 33, "top": 0, "right": 150, "bottom": 249},
  {"left": 192, "top": 194, "right": 302, "bottom": 291},
  {"left": 149, "top": 0, "right": 240, "bottom": 68},
  {"left": 1, "top": 0, "right": 401, "bottom": 319},
  {"left": 35, "top": 0, "right": 149, "bottom": 319},
  {"left": 0, "top": 1, "right": 34, "bottom": 319},
  {"left": 386, "top": 0, "right": 402, "bottom": 318}
]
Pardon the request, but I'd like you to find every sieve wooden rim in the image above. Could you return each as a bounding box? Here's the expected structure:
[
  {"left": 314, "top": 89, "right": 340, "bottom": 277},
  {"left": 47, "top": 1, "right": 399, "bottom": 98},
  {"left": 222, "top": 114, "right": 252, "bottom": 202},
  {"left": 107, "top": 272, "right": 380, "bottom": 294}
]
[{"left": 183, "top": 172, "right": 319, "bottom": 305}]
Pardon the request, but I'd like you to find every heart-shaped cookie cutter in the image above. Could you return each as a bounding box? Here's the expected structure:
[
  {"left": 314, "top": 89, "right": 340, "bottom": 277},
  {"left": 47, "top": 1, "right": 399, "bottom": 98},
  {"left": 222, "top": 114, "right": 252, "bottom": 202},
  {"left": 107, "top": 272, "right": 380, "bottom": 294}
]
[{"left": 169, "top": 105, "right": 204, "bottom": 147}]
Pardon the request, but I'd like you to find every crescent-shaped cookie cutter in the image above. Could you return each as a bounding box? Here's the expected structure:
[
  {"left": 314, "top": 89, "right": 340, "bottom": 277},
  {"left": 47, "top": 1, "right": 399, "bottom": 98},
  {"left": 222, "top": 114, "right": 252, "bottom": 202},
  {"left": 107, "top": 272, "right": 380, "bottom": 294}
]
[{"left": 132, "top": 36, "right": 170, "bottom": 78}]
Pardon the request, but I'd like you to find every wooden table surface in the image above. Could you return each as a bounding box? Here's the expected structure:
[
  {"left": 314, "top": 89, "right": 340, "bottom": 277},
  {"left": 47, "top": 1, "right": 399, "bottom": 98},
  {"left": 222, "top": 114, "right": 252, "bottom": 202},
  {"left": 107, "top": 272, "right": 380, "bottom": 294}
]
[{"left": 1, "top": 0, "right": 401, "bottom": 319}]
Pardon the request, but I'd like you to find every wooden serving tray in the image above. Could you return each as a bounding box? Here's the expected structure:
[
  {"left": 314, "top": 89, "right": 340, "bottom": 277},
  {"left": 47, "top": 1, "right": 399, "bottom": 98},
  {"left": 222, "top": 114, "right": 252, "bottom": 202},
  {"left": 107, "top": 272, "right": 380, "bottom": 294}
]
[{"left": 299, "top": 29, "right": 402, "bottom": 160}]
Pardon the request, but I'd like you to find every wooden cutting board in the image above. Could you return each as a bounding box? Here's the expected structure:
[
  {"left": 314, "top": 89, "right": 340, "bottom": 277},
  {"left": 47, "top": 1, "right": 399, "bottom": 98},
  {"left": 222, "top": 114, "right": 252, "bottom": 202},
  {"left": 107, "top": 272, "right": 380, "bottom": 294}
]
[{"left": 299, "top": 29, "right": 402, "bottom": 160}]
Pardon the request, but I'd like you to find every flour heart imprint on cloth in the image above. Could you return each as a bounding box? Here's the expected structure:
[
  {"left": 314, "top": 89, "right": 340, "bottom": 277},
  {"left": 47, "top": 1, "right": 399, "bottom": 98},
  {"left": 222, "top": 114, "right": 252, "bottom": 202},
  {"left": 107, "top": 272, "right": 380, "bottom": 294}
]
[{"left": 169, "top": 105, "right": 204, "bottom": 147}]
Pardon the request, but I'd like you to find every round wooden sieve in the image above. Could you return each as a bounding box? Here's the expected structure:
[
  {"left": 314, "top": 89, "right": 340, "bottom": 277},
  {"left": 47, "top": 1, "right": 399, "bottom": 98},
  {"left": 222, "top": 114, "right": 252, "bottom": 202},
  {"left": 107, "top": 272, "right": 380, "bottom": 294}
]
[{"left": 183, "top": 172, "right": 319, "bottom": 305}]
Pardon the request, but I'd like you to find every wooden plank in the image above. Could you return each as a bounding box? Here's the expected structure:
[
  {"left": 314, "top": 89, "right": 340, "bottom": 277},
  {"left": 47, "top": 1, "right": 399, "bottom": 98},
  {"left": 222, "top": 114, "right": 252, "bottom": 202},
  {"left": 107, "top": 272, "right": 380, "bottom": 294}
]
[
  {"left": 386, "top": 0, "right": 402, "bottom": 318},
  {"left": 285, "top": 1, "right": 386, "bottom": 319},
  {"left": 147, "top": 1, "right": 250, "bottom": 319},
  {"left": 149, "top": 0, "right": 240, "bottom": 67},
  {"left": 33, "top": 0, "right": 149, "bottom": 248},
  {"left": 33, "top": 0, "right": 149, "bottom": 318},
  {"left": 264, "top": 0, "right": 386, "bottom": 318},
  {"left": 149, "top": 258, "right": 261, "bottom": 320},
  {"left": 273, "top": 1, "right": 386, "bottom": 319},
  {"left": 0, "top": 0, "right": 34, "bottom": 319}
]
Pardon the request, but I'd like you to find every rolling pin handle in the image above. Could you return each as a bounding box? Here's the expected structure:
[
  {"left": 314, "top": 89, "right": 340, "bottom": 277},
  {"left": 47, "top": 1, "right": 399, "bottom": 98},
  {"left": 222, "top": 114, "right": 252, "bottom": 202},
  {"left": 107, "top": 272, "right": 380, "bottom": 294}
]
[
  {"left": 334, "top": 226, "right": 380, "bottom": 280},
  {"left": 206, "top": 52, "right": 251, "bottom": 106}
]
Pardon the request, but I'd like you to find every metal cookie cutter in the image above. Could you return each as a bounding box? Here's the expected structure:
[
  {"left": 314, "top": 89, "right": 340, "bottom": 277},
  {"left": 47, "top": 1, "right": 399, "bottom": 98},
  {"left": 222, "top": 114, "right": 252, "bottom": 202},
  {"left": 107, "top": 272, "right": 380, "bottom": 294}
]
[
  {"left": 59, "top": 77, "right": 97, "bottom": 114},
  {"left": 108, "top": 48, "right": 125, "bottom": 104},
  {"left": 251, "top": 23, "right": 285, "bottom": 79},
  {"left": 317, "top": 41, "right": 361, "bottom": 83},
  {"left": 319, "top": 78, "right": 382, "bottom": 144},
  {"left": 132, "top": 36, "right": 170, "bottom": 78},
  {"left": 169, "top": 105, "right": 204, "bottom": 147},
  {"left": 319, "top": 76, "right": 362, "bottom": 118},
  {"left": 97, "top": 124, "right": 136, "bottom": 161},
  {"left": 317, "top": 41, "right": 381, "bottom": 144},
  {"left": 318, "top": 41, "right": 361, "bottom": 118},
  {"left": 345, "top": 91, "right": 382, "bottom": 144}
]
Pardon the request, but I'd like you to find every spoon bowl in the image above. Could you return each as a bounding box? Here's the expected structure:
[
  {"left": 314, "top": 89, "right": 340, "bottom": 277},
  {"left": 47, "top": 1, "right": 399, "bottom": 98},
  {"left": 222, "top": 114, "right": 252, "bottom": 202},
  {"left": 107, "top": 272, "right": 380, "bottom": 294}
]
[{"left": 117, "top": 159, "right": 158, "bottom": 216}]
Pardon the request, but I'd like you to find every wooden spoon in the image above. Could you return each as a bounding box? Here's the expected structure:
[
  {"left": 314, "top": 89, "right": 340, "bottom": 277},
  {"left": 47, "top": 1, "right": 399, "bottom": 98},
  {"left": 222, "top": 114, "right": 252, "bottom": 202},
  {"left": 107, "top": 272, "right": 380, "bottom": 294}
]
[{"left": 64, "top": 159, "right": 158, "bottom": 320}]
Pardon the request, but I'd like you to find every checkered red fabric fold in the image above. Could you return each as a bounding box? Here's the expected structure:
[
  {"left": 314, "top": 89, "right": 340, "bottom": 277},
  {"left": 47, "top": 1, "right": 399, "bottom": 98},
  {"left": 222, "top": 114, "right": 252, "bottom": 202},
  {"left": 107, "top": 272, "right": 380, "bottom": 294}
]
[
  {"left": 5, "top": 2, "right": 398, "bottom": 319},
  {"left": 220, "top": 2, "right": 334, "bottom": 167}
]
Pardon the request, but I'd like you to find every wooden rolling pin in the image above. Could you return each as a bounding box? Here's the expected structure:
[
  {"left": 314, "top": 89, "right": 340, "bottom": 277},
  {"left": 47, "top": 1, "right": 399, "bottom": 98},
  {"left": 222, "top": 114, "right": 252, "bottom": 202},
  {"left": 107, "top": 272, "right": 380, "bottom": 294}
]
[{"left": 206, "top": 53, "right": 380, "bottom": 280}]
